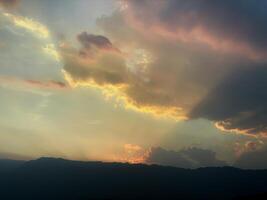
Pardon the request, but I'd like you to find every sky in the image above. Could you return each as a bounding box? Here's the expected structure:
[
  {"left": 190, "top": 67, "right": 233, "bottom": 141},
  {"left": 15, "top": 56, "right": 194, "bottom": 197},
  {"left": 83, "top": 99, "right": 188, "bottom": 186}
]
[{"left": 0, "top": 0, "right": 267, "bottom": 169}]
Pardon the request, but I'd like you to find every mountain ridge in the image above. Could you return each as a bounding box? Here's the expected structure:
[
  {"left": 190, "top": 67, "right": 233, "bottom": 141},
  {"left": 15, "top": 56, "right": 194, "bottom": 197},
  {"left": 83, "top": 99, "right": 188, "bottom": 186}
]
[{"left": 1, "top": 157, "right": 267, "bottom": 199}]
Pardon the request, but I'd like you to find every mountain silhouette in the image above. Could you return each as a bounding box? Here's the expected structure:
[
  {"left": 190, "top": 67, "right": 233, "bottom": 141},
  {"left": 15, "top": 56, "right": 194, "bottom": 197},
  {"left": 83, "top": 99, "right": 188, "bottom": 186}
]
[{"left": 0, "top": 157, "right": 267, "bottom": 199}]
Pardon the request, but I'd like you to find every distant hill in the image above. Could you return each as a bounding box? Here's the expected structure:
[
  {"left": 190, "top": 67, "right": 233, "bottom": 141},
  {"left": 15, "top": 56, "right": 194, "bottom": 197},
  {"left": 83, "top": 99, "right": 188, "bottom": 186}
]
[
  {"left": 0, "top": 159, "right": 25, "bottom": 174},
  {"left": 0, "top": 157, "right": 267, "bottom": 199}
]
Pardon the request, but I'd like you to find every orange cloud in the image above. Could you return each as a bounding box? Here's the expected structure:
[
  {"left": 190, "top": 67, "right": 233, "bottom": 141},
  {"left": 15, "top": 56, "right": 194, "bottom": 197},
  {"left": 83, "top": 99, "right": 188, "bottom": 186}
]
[
  {"left": 234, "top": 140, "right": 264, "bottom": 157},
  {"left": 124, "top": 144, "right": 142, "bottom": 153},
  {"left": 108, "top": 144, "right": 147, "bottom": 164}
]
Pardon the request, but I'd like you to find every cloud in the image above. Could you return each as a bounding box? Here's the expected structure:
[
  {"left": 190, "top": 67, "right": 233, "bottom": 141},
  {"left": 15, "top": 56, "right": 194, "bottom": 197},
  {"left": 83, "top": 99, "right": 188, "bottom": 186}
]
[
  {"left": 124, "top": 144, "right": 142, "bottom": 153},
  {"left": 77, "top": 32, "right": 119, "bottom": 53},
  {"left": 124, "top": 0, "right": 267, "bottom": 60},
  {"left": 61, "top": 30, "right": 198, "bottom": 120},
  {"left": 0, "top": 76, "right": 68, "bottom": 93},
  {"left": 60, "top": 0, "right": 267, "bottom": 136},
  {"left": 0, "top": 0, "right": 19, "bottom": 9},
  {"left": 25, "top": 79, "right": 68, "bottom": 90},
  {"left": 190, "top": 65, "right": 267, "bottom": 136},
  {"left": 3, "top": 12, "right": 50, "bottom": 39},
  {"left": 43, "top": 44, "right": 61, "bottom": 62},
  {"left": 110, "top": 144, "right": 146, "bottom": 164},
  {"left": 235, "top": 146, "right": 267, "bottom": 169},
  {"left": 234, "top": 140, "right": 264, "bottom": 157},
  {"left": 61, "top": 33, "right": 127, "bottom": 87},
  {"left": 146, "top": 147, "right": 227, "bottom": 168}
]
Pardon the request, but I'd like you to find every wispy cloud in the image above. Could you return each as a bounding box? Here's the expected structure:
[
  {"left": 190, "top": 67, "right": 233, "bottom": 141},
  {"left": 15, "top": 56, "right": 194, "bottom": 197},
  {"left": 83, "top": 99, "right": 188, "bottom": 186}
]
[
  {"left": 3, "top": 12, "right": 50, "bottom": 39},
  {"left": 0, "top": 76, "right": 68, "bottom": 95}
]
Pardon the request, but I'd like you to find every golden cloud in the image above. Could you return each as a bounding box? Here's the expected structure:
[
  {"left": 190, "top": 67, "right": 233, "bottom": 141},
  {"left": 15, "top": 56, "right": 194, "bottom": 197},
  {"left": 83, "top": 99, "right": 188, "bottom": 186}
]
[
  {"left": 43, "top": 44, "right": 61, "bottom": 62},
  {"left": 3, "top": 12, "right": 61, "bottom": 63},
  {"left": 3, "top": 13, "right": 50, "bottom": 39}
]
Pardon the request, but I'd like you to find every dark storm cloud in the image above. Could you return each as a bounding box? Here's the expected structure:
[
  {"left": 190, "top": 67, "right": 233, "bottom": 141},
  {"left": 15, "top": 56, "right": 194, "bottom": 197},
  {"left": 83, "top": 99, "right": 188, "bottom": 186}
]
[
  {"left": 146, "top": 147, "right": 227, "bottom": 168},
  {"left": 122, "top": 0, "right": 267, "bottom": 135},
  {"left": 190, "top": 65, "right": 267, "bottom": 136},
  {"left": 126, "top": 0, "right": 267, "bottom": 58}
]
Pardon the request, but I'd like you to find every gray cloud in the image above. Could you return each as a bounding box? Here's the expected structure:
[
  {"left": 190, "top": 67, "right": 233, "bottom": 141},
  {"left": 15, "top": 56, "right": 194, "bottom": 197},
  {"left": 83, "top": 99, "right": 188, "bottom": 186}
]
[
  {"left": 190, "top": 65, "right": 267, "bottom": 136},
  {"left": 235, "top": 147, "right": 267, "bottom": 169},
  {"left": 126, "top": 0, "right": 267, "bottom": 58},
  {"left": 77, "top": 32, "right": 116, "bottom": 52},
  {"left": 146, "top": 147, "right": 227, "bottom": 168}
]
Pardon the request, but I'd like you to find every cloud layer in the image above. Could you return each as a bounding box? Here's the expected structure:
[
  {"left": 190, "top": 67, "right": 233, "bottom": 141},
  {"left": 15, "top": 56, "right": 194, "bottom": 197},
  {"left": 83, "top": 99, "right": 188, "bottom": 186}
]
[
  {"left": 146, "top": 147, "right": 226, "bottom": 168},
  {"left": 60, "top": 0, "right": 267, "bottom": 136},
  {"left": 235, "top": 146, "right": 267, "bottom": 169}
]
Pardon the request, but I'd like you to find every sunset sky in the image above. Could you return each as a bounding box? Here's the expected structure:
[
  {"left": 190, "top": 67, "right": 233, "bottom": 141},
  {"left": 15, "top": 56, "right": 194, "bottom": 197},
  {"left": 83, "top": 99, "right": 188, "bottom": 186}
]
[{"left": 1, "top": 0, "right": 267, "bottom": 169}]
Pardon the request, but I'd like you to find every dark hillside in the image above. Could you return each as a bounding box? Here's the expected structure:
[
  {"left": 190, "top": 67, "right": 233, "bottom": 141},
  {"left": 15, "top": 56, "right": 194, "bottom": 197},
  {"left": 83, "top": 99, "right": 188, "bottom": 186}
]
[{"left": 0, "top": 158, "right": 267, "bottom": 199}]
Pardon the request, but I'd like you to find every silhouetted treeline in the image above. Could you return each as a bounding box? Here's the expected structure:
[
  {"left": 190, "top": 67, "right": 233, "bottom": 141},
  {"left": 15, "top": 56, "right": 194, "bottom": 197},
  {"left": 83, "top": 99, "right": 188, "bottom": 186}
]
[{"left": 0, "top": 158, "right": 267, "bottom": 199}]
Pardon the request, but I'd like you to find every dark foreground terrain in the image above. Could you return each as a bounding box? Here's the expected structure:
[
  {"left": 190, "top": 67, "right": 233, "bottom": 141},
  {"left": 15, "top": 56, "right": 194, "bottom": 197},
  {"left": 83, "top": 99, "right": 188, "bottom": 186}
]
[{"left": 0, "top": 158, "right": 267, "bottom": 199}]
